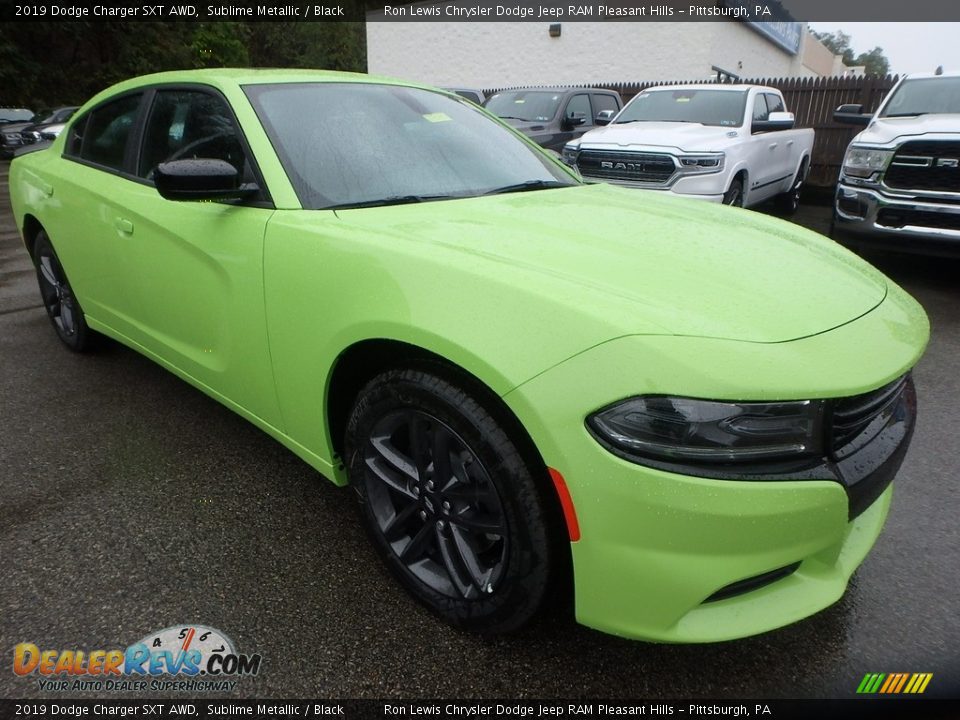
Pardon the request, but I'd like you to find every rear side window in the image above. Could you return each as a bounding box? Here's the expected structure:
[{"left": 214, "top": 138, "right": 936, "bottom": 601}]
[
  {"left": 70, "top": 94, "right": 142, "bottom": 171},
  {"left": 138, "top": 89, "right": 246, "bottom": 179}
]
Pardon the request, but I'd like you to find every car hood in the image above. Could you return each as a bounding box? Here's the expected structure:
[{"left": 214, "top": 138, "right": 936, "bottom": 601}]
[
  {"left": 857, "top": 114, "right": 960, "bottom": 144},
  {"left": 1, "top": 122, "right": 32, "bottom": 134},
  {"left": 575, "top": 121, "right": 739, "bottom": 152},
  {"left": 334, "top": 184, "right": 887, "bottom": 344}
]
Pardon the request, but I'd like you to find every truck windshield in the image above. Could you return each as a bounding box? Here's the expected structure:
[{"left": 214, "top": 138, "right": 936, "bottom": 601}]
[
  {"left": 485, "top": 91, "right": 564, "bottom": 122},
  {"left": 615, "top": 89, "right": 748, "bottom": 127},
  {"left": 881, "top": 77, "right": 960, "bottom": 117},
  {"left": 245, "top": 83, "right": 577, "bottom": 210}
]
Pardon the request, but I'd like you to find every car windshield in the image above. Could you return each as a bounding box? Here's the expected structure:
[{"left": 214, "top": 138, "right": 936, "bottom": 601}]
[
  {"left": 880, "top": 77, "right": 960, "bottom": 117},
  {"left": 245, "top": 83, "right": 577, "bottom": 210},
  {"left": 615, "top": 89, "right": 748, "bottom": 127},
  {"left": 0, "top": 109, "right": 35, "bottom": 124},
  {"left": 484, "top": 91, "right": 564, "bottom": 122}
]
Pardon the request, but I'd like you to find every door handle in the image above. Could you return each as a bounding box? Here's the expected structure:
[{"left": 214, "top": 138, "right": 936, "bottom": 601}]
[
  {"left": 115, "top": 218, "right": 134, "bottom": 235},
  {"left": 768, "top": 143, "right": 778, "bottom": 150},
  {"left": 786, "top": 139, "right": 794, "bottom": 147}
]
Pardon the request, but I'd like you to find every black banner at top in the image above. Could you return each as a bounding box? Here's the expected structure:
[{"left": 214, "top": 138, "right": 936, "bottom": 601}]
[{"left": 2, "top": 0, "right": 960, "bottom": 22}]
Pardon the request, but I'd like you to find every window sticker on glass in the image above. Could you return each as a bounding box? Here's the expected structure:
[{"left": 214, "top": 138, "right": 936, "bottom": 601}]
[{"left": 423, "top": 112, "right": 452, "bottom": 123}]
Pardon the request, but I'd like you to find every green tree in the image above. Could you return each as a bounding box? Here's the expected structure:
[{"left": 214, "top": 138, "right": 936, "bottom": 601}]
[{"left": 812, "top": 30, "right": 891, "bottom": 75}]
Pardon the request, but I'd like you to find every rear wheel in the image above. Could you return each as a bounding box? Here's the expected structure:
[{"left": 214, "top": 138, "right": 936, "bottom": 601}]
[
  {"left": 33, "top": 230, "right": 96, "bottom": 352},
  {"left": 344, "top": 368, "right": 555, "bottom": 634}
]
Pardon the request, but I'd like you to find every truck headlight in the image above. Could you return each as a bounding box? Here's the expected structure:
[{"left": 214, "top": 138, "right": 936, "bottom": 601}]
[
  {"left": 842, "top": 146, "right": 894, "bottom": 179},
  {"left": 677, "top": 153, "right": 725, "bottom": 175},
  {"left": 587, "top": 395, "right": 824, "bottom": 475},
  {"left": 561, "top": 143, "right": 580, "bottom": 166}
]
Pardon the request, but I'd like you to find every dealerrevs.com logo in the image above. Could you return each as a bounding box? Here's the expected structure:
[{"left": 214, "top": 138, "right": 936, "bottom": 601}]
[{"left": 13, "top": 625, "right": 261, "bottom": 692}]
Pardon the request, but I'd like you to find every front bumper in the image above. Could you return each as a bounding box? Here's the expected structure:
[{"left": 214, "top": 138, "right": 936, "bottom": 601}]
[
  {"left": 834, "top": 182, "right": 960, "bottom": 256},
  {"left": 504, "top": 288, "right": 927, "bottom": 642}
]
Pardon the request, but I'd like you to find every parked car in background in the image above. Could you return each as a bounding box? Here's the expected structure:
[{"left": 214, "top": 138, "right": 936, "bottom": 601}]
[
  {"left": 0, "top": 108, "right": 36, "bottom": 158},
  {"left": 833, "top": 71, "right": 960, "bottom": 257},
  {"left": 10, "top": 69, "right": 928, "bottom": 643},
  {"left": 484, "top": 87, "right": 622, "bottom": 151},
  {"left": 19, "top": 106, "right": 79, "bottom": 147},
  {"left": 563, "top": 84, "right": 814, "bottom": 212},
  {"left": 443, "top": 88, "right": 485, "bottom": 105}
]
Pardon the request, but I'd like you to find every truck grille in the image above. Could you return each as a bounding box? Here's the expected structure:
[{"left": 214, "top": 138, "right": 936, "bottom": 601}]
[
  {"left": 885, "top": 140, "right": 960, "bottom": 192},
  {"left": 577, "top": 150, "right": 676, "bottom": 185}
]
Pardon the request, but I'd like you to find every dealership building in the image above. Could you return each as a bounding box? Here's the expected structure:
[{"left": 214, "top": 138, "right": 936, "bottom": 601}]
[{"left": 366, "top": 12, "right": 853, "bottom": 88}]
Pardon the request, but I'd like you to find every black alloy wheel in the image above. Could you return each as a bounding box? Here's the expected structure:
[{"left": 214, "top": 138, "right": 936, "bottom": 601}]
[
  {"left": 345, "top": 368, "right": 556, "bottom": 633},
  {"left": 33, "top": 230, "right": 94, "bottom": 352}
]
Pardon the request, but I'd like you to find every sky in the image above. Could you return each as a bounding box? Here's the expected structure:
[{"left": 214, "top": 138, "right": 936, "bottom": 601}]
[{"left": 807, "top": 22, "right": 960, "bottom": 75}]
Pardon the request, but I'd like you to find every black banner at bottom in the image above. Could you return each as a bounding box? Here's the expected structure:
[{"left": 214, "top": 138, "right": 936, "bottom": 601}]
[{"left": 0, "top": 699, "right": 958, "bottom": 720}]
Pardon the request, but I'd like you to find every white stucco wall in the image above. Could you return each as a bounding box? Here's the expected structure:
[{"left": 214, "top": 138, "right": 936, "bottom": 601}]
[{"left": 366, "top": 20, "right": 812, "bottom": 89}]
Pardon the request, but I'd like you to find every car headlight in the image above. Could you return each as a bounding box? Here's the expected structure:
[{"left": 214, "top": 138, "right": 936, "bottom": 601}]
[
  {"left": 587, "top": 395, "right": 825, "bottom": 476},
  {"left": 842, "top": 145, "right": 894, "bottom": 179},
  {"left": 561, "top": 143, "right": 580, "bottom": 166},
  {"left": 677, "top": 153, "right": 725, "bottom": 175}
]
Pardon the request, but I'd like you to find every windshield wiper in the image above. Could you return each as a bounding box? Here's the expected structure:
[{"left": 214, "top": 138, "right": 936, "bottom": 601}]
[
  {"left": 883, "top": 112, "right": 931, "bottom": 118},
  {"left": 482, "top": 180, "right": 573, "bottom": 195},
  {"left": 324, "top": 194, "right": 454, "bottom": 210},
  {"left": 494, "top": 115, "right": 527, "bottom": 121}
]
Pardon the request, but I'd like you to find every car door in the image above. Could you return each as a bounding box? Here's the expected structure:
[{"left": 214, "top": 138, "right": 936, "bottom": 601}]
[
  {"left": 743, "top": 92, "right": 783, "bottom": 203},
  {"left": 110, "top": 86, "right": 283, "bottom": 427},
  {"left": 50, "top": 92, "right": 146, "bottom": 338},
  {"left": 763, "top": 92, "right": 795, "bottom": 188}
]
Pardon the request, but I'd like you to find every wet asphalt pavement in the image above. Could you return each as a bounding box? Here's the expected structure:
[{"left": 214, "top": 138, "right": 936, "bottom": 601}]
[{"left": 1, "top": 161, "right": 958, "bottom": 701}]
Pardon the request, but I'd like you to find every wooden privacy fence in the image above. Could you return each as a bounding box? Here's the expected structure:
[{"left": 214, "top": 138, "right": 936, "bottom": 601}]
[{"left": 485, "top": 74, "right": 899, "bottom": 189}]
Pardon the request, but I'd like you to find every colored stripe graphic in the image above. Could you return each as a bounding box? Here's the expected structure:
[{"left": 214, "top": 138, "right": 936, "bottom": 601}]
[{"left": 858, "top": 673, "right": 932, "bottom": 694}]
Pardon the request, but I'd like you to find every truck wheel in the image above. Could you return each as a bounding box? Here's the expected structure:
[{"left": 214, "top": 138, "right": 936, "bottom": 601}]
[{"left": 723, "top": 178, "right": 744, "bottom": 207}]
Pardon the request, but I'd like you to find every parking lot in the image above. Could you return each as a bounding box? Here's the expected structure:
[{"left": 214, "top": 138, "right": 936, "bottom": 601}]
[{"left": 1, "top": 159, "right": 958, "bottom": 700}]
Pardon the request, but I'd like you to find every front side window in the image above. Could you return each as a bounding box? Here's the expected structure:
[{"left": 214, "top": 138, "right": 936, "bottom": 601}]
[
  {"left": 138, "top": 90, "right": 246, "bottom": 179},
  {"left": 73, "top": 94, "right": 142, "bottom": 171},
  {"left": 245, "top": 82, "right": 576, "bottom": 210},
  {"left": 752, "top": 94, "right": 770, "bottom": 123},
  {"left": 566, "top": 94, "right": 593, "bottom": 126}
]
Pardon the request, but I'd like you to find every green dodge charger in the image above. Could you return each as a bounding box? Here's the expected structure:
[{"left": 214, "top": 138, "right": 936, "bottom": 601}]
[{"left": 9, "top": 69, "right": 929, "bottom": 642}]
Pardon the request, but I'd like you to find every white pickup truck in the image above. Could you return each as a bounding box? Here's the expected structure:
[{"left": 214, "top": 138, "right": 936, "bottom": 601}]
[
  {"left": 562, "top": 84, "right": 814, "bottom": 212},
  {"left": 833, "top": 71, "right": 960, "bottom": 256}
]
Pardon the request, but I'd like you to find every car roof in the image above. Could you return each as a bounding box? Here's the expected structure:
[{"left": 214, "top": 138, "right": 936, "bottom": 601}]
[
  {"left": 490, "top": 87, "right": 618, "bottom": 94},
  {"left": 641, "top": 84, "right": 771, "bottom": 93},
  {"left": 902, "top": 71, "right": 960, "bottom": 79},
  {"left": 80, "top": 68, "right": 450, "bottom": 110}
]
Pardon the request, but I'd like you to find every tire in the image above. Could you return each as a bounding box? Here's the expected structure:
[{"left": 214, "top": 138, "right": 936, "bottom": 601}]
[
  {"left": 33, "top": 230, "right": 96, "bottom": 352},
  {"left": 774, "top": 162, "right": 806, "bottom": 216},
  {"left": 344, "top": 367, "right": 555, "bottom": 634},
  {"left": 723, "top": 177, "right": 744, "bottom": 207}
]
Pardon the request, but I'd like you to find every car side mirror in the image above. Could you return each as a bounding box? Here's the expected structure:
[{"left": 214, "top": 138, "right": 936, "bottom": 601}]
[
  {"left": 563, "top": 112, "right": 587, "bottom": 130},
  {"left": 752, "top": 111, "right": 795, "bottom": 133},
  {"left": 595, "top": 110, "right": 616, "bottom": 126},
  {"left": 154, "top": 158, "right": 259, "bottom": 201},
  {"left": 833, "top": 103, "right": 872, "bottom": 126}
]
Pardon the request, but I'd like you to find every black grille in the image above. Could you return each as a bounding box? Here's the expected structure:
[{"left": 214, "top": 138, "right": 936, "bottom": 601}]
[
  {"left": 577, "top": 150, "right": 676, "bottom": 184},
  {"left": 703, "top": 562, "right": 801, "bottom": 603},
  {"left": 831, "top": 375, "right": 908, "bottom": 454},
  {"left": 877, "top": 208, "right": 960, "bottom": 232},
  {"left": 885, "top": 141, "right": 960, "bottom": 192}
]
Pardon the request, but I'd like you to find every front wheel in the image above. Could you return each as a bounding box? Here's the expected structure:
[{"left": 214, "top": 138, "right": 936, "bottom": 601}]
[
  {"left": 33, "top": 230, "right": 96, "bottom": 352},
  {"left": 344, "top": 368, "right": 556, "bottom": 634},
  {"left": 723, "top": 177, "right": 744, "bottom": 207}
]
